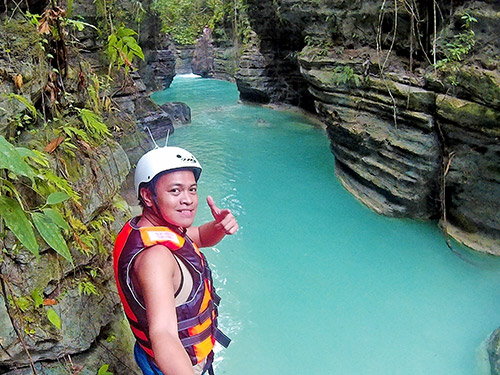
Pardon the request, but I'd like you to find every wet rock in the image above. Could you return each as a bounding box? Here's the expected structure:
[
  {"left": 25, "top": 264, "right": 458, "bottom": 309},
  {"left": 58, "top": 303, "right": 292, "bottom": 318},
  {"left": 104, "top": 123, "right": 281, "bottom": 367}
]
[
  {"left": 0, "top": 254, "right": 121, "bottom": 366},
  {"left": 134, "top": 97, "right": 191, "bottom": 142},
  {"left": 213, "top": 44, "right": 237, "bottom": 82},
  {"left": 234, "top": 10, "right": 314, "bottom": 109},
  {"left": 438, "top": 119, "right": 500, "bottom": 255},
  {"left": 436, "top": 94, "right": 500, "bottom": 137},
  {"left": 144, "top": 46, "right": 176, "bottom": 90},
  {"left": 2, "top": 315, "right": 138, "bottom": 375},
  {"left": 489, "top": 328, "right": 500, "bottom": 375}
]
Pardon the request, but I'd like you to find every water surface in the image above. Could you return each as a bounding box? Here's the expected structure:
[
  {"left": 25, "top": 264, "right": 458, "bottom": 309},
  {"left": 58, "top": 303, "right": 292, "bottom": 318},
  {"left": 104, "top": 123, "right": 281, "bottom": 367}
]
[{"left": 151, "top": 75, "right": 500, "bottom": 375}]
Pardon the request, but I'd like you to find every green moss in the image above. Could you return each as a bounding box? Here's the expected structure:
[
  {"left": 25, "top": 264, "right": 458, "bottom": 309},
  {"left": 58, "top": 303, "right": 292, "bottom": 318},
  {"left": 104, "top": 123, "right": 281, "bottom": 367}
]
[
  {"left": 437, "top": 94, "right": 500, "bottom": 135},
  {"left": 1, "top": 18, "right": 45, "bottom": 60}
]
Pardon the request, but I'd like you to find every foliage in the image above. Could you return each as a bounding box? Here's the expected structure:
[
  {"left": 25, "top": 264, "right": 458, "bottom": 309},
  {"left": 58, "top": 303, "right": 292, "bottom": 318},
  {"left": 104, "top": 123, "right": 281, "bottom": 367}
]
[
  {"left": 435, "top": 13, "right": 477, "bottom": 70},
  {"left": 330, "top": 66, "right": 361, "bottom": 87},
  {"left": 80, "top": 109, "right": 112, "bottom": 139},
  {"left": 0, "top": 135, "right": 76, "bottom": 263},
  {"left": 152, "top": 0, "right": 209, "bottom": 44},
  {"left": 77, "top": 278, "right": 99, "bottom": 296},
  {"left": 98, "top": 364, "right": 114, "bottom": 375},
  {"left": 107, "top": 25, "right": 145, "bottom": 75},
  {"left": 0, "top": 5, "right": 126, "bottom": 372},
  {"left": 8, "top": 288, "right": 63, "bottom": 335},
  {"left": 152, "top": 0, "right": 242, "bottom": 45},
  {"left": 46, "top": 308, "right": 62, "bottom": 329},
  {"left": 434, "top": 13, "right": 477, "bottom": 86},
  {"left": 303, "top": 35, "right": 334, "bottom": 56}
]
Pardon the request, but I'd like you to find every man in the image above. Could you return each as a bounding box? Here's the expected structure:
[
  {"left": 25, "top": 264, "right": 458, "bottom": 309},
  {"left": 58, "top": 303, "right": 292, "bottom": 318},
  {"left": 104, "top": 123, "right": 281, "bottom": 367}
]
[{"left": 113, "top": 146, "right": 238, "bottom": 375}]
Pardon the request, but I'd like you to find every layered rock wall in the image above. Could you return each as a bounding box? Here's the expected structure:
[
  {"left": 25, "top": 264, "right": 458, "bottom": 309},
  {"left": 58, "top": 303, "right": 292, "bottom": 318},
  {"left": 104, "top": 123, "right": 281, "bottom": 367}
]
[
  {"left": 235, "top": 0, "right": 314, "bottom": 108},
  {"left": 239, "top": 0, "right": 500, "bottom": 255}
]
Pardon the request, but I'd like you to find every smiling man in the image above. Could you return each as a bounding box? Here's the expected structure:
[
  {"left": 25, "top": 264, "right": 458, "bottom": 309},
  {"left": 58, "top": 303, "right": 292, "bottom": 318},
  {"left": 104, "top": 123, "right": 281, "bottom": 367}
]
[{"left": 113, "top": 146, "right": 238, "bottom": 375}]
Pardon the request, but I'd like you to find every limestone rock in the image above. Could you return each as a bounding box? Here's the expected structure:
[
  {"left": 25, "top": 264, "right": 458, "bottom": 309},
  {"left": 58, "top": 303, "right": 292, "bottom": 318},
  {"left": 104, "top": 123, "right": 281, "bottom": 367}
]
[
  {"left": 0, "top": 18, "right": 49, "bottom": 134},
  {"left": 176, "top": 45, "right": 196, "bottom": 74},
  {"left": 192, "top": 27, "right": 215, "bottom": 78},
  {"left": 316, "top": 99, "right": 441, "bottom": 219},
  {"left": 72, "top": 141, "right": 130, "bottom": 221},
  {"left": 489, "top": 328, "right": 500, "bottom": 375}
]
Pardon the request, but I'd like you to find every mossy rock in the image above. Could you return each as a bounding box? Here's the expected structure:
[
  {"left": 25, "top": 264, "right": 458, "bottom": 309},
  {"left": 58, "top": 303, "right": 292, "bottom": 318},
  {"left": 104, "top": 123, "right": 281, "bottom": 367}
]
[{"left": 436, "top": 94, "right": 500, "bottom": 136}]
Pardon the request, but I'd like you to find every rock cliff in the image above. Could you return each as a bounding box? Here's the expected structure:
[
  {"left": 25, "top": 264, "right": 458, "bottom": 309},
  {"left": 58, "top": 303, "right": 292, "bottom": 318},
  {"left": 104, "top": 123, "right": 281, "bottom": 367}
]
[
  {"left": 0, "top": 0, "right": 180, "bottom": 373},
  {"left": 239, "top": 0, "right": 500, "bottom": 255}
]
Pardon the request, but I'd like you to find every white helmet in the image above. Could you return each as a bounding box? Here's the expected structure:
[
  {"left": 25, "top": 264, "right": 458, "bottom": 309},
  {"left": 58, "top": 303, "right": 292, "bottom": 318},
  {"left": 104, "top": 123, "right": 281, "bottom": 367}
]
[{"left": 134, "top": 146, "right": 202, "bottom": 198}]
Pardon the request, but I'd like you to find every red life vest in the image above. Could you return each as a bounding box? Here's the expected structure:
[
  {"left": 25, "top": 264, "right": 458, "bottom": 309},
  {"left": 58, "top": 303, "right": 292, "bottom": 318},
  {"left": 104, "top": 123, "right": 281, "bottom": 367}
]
[{"left": 113, "top": 217, "right": 230, "bottom": 368}]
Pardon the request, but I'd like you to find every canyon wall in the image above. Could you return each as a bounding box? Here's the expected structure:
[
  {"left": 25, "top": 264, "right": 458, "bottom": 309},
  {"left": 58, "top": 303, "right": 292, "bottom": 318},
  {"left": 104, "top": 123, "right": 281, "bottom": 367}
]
[
  {"left": 0, "top": 0, "right": 178, "bottom": 373},
  {"left": 239, "top": 0, "right": 500, "bottom": 255}
]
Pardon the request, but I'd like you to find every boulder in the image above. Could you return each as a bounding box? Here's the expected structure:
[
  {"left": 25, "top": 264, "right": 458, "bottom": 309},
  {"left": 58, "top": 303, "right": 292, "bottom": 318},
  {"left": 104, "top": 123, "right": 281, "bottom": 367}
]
[{"left": 489, "top": 328, "right": 500, "bottom": 375}]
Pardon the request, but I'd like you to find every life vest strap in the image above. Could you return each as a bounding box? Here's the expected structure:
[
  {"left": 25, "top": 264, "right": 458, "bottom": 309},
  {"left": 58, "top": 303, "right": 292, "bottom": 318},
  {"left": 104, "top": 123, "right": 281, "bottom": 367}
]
[
  {"left": 180, "top": 324, "right": 214, "bottom": 347},
  {"left": 180, "top": 324, "right": 232, "bottom": 349},
  {"left": 177, "top": 300, "right": 217, "bottom": 331},
  {"left": 214, "top": 327, "right": 231, "bottom": 348},
  {"left": 212, "top": 290, "right": 221, "bottom": 305}
]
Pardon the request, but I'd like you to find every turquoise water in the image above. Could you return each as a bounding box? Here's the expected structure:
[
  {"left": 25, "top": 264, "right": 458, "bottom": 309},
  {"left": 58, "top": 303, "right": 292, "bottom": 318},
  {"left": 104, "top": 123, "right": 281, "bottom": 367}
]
[{"left": 151, "top": 75, "right": 500, "bottom": 375}]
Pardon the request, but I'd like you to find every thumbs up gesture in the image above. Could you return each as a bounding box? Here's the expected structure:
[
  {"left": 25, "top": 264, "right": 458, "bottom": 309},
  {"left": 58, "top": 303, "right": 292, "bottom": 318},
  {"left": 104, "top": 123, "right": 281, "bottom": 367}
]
[{"left": 207, "top": 196, "right": 239, "bottom": 235}]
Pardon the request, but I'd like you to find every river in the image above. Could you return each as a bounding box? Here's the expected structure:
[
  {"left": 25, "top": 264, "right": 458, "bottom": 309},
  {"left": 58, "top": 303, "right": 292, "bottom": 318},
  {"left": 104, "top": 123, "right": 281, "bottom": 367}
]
[{"left": 151, "top": 74, "right": 500, "bottom": 375}]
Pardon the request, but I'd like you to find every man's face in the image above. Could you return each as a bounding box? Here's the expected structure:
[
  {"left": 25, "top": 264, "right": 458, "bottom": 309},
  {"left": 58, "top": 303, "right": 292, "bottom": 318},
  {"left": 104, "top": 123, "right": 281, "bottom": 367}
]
[{"left": 152, "top": 170, "right": 199, "bottom": 228}]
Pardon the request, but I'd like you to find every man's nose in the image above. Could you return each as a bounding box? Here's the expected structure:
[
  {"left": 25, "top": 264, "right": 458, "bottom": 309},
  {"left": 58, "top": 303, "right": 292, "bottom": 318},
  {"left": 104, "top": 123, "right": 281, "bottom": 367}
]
[{"left": 180, "top": 190, "right": 193, "bottom": 204}]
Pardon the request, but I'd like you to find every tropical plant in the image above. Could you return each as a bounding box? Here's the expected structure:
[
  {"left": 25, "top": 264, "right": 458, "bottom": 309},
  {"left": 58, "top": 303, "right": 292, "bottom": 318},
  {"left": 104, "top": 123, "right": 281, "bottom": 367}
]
[
  {"left": 107, "top": 24, "right": 145, "bottom": 75},
  {"left": 434, "top": 12, "right": 477, "bottom": 85},
  {"left": 98, "top": 364, "right": 114, "bottom": 375},
  {"left": 435, "top": 13, "right": 477, "bottom": 69},
  {"left": 0, "top": 135, "right": 76, "bottom": 264},
  {"left": 330, "top": 66, "right": 361, "bottom": 87}
]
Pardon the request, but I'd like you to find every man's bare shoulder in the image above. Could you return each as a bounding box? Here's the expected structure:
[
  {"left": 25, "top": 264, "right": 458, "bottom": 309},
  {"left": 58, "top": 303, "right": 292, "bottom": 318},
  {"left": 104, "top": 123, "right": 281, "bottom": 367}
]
[{"left": 134, "top": 244, "right": 176, "bottom": 273}]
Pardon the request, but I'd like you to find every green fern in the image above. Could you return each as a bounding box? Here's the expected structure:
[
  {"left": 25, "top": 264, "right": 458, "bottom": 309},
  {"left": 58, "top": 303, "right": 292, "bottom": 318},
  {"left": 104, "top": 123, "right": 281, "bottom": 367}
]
[{"left": 80, "top": 109, "right": 111, "bottom": 140}]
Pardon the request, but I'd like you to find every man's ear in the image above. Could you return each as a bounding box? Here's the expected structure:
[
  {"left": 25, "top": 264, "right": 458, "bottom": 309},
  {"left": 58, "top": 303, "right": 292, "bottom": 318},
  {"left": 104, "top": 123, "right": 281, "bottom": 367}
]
[{"left": 140, "top": 187, "right": 154, "bottom": 208}]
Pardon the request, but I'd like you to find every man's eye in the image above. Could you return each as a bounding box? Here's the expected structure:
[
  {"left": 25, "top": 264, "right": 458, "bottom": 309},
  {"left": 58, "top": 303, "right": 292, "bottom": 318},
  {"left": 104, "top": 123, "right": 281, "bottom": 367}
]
[
  {"left": 190, "top": 187, "right": 197, "bottom": 193},
  {"left": 170, "top": 188, "right": 180, "bottom": 194}
]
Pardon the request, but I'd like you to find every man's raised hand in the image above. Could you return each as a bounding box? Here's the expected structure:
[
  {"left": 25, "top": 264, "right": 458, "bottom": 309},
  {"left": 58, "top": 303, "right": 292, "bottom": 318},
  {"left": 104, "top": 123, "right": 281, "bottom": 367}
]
[{"left": 206, "top": 196, "right": 239, "bottom": 235}]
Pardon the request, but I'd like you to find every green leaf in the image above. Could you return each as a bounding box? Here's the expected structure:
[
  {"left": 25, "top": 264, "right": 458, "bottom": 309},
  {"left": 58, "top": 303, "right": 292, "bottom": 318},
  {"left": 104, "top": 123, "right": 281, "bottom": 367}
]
[
  {"left": 32, "top": 289, "right": 44, "bottom": 307},
  {"left": 116, "top": 26, "right": 136, "bottom": 37},
  {"left": 0, "top": 135, "right": 35, "bottom": 183},
  {"left": 107, "top": 34, "right": 117, "bottom": 44},
  {"left": 80, "top": 109, "right": 111, "bottom": 138},
  {"left": 32, "top": 212, "right": 73, "bottom": 263},
  {"left": 46, "top": 191, "right": 70, "bottom": 205},
  {"left": 98, "top": 364, "right": 113, "bottom": 375},
  {"left": 0, "top": 196, "right": 39, "bottom": 257},
  {"left": 15, "top": 296, "right": 31, "bottom": 312},
  {"left": 43, "top": 208, "right": 70, "bottom": 231},
  {"left": 46, "top": 308, "right": 61, "bottom": 329},
  {"left": 112, "top": 197, "right": 129, "bottom": 212},
  {"left": 16, "top": 147, "right": 50, "bottom": 167},
  {"left": 5, "top": 94, "right": 37, "bottom": 118},
  {"left": 122, "top": 36, "right": 136, "bottom": 45}
]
